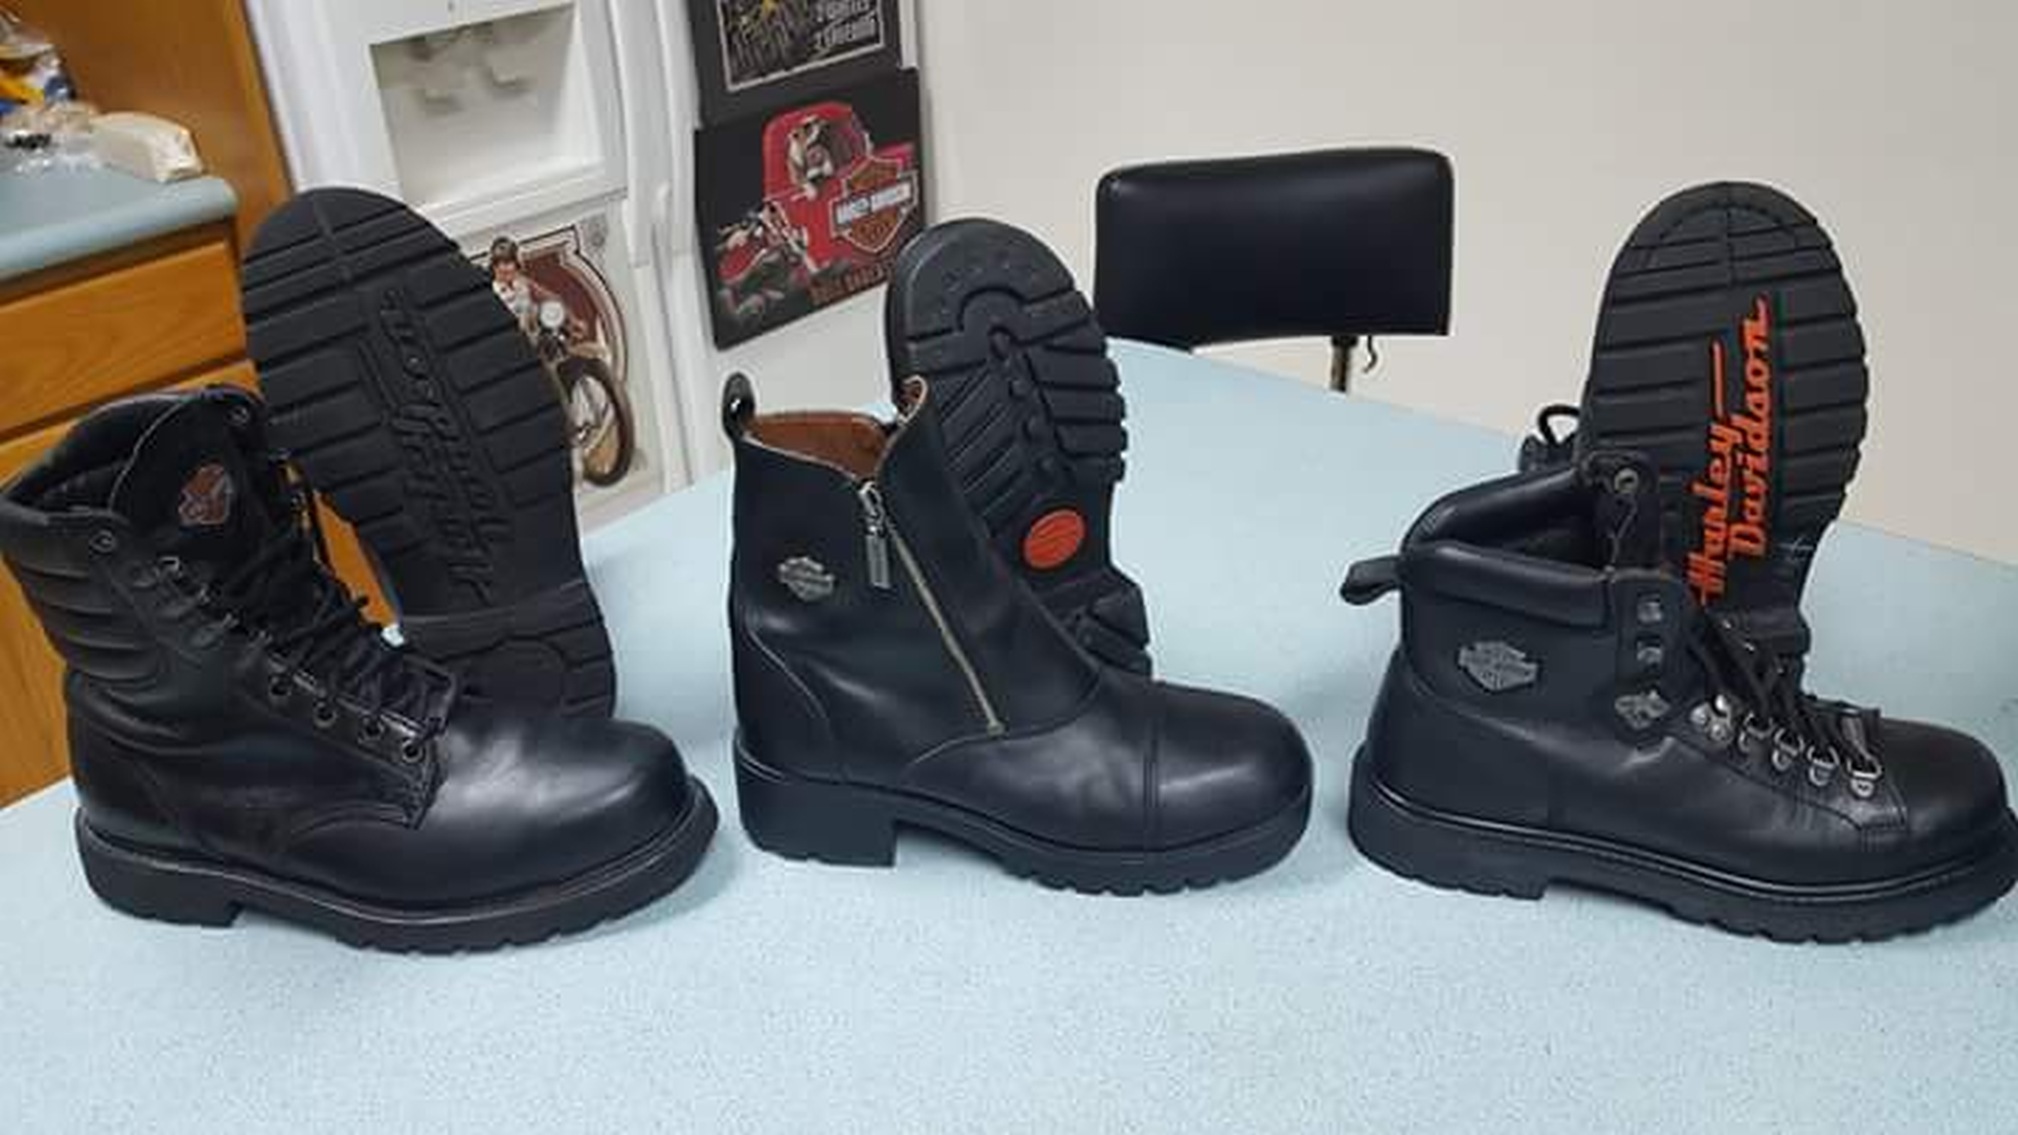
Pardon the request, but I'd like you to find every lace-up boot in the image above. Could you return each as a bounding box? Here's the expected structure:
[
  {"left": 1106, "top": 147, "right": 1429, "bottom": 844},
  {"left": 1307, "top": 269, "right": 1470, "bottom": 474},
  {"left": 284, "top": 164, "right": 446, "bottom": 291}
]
[
  {"left": 1341, "top": 451, "right": 2016, "bottom": 941},
  {"left": 0, "top": 388, "right": 715, "bottom": 950}
]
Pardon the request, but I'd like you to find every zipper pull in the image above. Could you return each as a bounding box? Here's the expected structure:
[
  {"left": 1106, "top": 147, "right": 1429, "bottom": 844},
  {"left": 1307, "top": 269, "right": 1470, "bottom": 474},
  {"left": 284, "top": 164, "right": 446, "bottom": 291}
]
[{"left": 858, "top": 481, "right": 892, "bottom": 590}]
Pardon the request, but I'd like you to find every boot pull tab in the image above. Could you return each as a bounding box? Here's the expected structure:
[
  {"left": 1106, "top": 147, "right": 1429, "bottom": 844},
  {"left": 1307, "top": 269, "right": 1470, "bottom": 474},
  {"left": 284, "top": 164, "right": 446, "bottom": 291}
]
[
  {"left": 894, "top": 375, "right": 928, "bottom": 419},
  {"left": 1340, "top": 555, "right": 1401, "bottom": 605},
  {"left": 721, "top": 373, "right": 756, "bottom": 441}
]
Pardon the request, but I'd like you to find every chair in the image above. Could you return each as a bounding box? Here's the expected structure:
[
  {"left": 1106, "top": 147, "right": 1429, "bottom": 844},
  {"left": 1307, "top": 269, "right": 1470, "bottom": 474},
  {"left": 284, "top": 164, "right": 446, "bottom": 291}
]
[{"left": 1093, "top": 147, "right": 1454, "bottom": 390}]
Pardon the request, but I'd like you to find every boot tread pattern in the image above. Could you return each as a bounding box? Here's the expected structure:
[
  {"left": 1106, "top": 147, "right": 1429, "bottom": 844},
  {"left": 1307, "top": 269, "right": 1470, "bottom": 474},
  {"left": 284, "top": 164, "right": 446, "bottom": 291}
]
[
  {"left": 241, "top": 188, "right": 614, "bottom": 716},
  {"left": 887, "top": 219, "right": 1150, "bottom": 673},
  {"left": 1578, "top": 182, "right": 1869, "bottom": 649}
]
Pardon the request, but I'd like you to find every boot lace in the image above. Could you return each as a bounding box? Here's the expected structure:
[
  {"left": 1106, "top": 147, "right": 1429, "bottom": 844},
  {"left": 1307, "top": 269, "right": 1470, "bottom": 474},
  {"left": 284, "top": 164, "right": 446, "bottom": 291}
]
[
  {"left": 1687, "top": 613, "right": 1883, "bottom": 798},
  {"left": 161, "top": 486, "right": 454, "bottom": 753}
]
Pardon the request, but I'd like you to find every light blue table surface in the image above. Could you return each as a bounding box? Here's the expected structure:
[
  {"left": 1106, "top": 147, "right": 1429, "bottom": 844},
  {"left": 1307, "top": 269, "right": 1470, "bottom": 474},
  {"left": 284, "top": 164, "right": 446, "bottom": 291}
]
[
  {"left": 4, "top": 342, "right": 2016, "bottom": 1133},
  {"left": 0, "top": 167, "right": 236, "bottom": 282}
]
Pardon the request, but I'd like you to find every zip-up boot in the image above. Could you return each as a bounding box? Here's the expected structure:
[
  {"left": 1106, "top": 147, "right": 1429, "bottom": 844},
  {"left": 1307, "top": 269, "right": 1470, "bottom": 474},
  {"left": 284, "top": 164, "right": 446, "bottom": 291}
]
[
  {"left": 886, "top": 219, "right": 1152, "bottom": 674},
  {"left": 723, "top": 374, "right": 1311, "bottom": 893},
  {"left": 1516, "top": 181, "right": 1871, "bottom": 662},
  {"left": 1341, "top": 451, "right": 2016, "bottom": 941},
  {"left": 0, "top": 388, "right": 716, "bottom": 951}
]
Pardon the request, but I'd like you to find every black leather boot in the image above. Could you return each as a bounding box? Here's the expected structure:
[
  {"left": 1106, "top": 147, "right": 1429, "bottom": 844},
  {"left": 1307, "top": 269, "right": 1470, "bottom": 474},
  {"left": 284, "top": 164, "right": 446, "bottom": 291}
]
[
  {"left": 1517, "top": 182, "right": 1871, "bottom": 661},
  {"left": 724, "top": 374, "right": 1310, "bottom": 893},
  {"left": 241, "top": 187, "right": 616, "bottom": 717},
  {"left": 1342, "top": 452, "right": 2016, "bottom": 941},
  {"left": 885, "top": 219, "right": 1152, "bottom": 674},
  {"left": 0, "top": 389, "right": 715, "bottom": 951}
]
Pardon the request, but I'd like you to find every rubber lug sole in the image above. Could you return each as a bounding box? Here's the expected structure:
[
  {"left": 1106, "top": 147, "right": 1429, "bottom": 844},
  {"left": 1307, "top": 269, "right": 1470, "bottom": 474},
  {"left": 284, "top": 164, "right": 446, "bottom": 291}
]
[
  {"left": 1348, "top": 751, "right": 2018, "bottom": 943},
  {"left": 74, "top": 781, "right": 717, "bottom": 952},
  {"left": 886, "top": 218, "right": 1151, "bottom": 674},
  {"left": 240, "top": 187, "right": 614, "bottom": 716},
  {"left": 1578, "top": 181, "right": 1869, "bottom": 658},
  {"left": 734, "top": 743, "right": 1308, "bottom": 894}
]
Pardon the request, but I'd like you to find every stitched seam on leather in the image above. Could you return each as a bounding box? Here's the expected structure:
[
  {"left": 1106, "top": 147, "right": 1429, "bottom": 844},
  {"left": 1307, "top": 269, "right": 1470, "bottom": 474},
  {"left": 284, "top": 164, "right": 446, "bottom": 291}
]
[
  {"left": 1408, "top": 658, "right": 1869, "bottom": 837},
  {"left": 125, "top": 749, "right": 222, "bottom": 860},
  {"left": 901, "top": 678, "right": 1105, "bottom": 780},
  {"left": 736, "top": 609, "right": 840, "bottom": 778},
  {"left": 280, "top": 802, "right": 415, "bottom": 848}
]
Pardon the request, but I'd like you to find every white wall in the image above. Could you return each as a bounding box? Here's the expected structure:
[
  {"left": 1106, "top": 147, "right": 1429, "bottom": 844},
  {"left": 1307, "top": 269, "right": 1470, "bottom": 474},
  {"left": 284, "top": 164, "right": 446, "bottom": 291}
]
[{"left": 913, "top": 0, "right": 2018, "bottom": 565}]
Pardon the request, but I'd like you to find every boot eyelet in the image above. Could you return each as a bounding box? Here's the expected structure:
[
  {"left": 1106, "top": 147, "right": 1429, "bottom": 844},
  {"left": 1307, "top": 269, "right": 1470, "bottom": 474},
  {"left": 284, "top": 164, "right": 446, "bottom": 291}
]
[
  {"left": 358, "top": 718, "right": 386, "bottom": 744},
  {"left": 1849, "top": 771, "right": 1880, "bottom": 799},
  {"left": 1807, "top": 752, "right": 1840, "bottom": 788},
  {"left": 89, "top": 530, "right": 118, "bottom": 555},
  {"left": 1770, "top": 730, "right": 1802, "bottom": 774},
  {"left": 267, "top": 676, "right": 293, "bottom": 703},
  {"left": 312, "top": 702, "right": 339, "bottom": 729},
  {"left": 157, "top": 555, "right": 184, "bottom": 579},
  {"left": 1610, "top": 467, "right": 1641, "bottom": 497},
  {"left": 398, "top": 739, "right": 426, "bottom": 764},
  {"left": 1635, "top": 595, "right": 1665, "bottom": 625},
  {"left": 1739, "top": 715, "right": 1773, "bottom": 756}
]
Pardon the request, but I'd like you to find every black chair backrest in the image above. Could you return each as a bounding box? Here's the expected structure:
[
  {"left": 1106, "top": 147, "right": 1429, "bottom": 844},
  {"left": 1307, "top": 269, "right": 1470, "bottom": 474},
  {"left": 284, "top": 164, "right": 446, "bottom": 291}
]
[{"left": 1093, "top": 148, "right": 1454, "bottom": 350}]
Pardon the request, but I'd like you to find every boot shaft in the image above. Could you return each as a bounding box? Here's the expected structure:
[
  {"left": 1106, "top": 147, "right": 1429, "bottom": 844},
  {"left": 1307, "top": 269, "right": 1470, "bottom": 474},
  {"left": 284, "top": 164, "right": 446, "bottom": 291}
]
[
  {"left": 724, "top": 375, "right": 1094, "bottom": 781},
  {"left": 0, "top": 389, "right": 284, "bottom": 722},
  {"left": 0, "top": 387, "right": 444, "bottom": 780},
  {"left": 1383, "top": 456, "right": 1701, "bottom": 738}
]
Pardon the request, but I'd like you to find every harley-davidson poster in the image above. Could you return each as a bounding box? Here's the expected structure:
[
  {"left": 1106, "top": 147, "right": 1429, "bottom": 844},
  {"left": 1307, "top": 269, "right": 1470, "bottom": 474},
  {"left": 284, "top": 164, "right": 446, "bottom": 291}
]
[
  {"left": 686, "top": 0, "right": 902, "bottom": 124},
  {"left": 695, "top": 67, "right": 924, "bottom": 348}
]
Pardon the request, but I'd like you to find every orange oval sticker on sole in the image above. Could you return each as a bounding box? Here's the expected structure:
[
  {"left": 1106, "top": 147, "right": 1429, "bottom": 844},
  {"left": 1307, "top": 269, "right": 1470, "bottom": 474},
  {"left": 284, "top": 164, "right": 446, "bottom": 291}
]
[{"left": 1023, "top": 509, "right": 1086, "bottom": 570}]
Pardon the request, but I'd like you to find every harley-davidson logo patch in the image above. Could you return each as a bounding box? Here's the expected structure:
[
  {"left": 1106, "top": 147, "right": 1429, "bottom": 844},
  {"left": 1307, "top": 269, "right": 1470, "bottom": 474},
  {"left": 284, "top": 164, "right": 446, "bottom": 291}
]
[
  {"left": 176, "top": 463, "right": 235, "bottom": 529},
  {"left": 1457, "top": 640, "right": 1539, "bottom": 693},
  {"left": 778, "top": 556, "right": 837, "bottom": 603},
  {"left": 832, "top": 154, "right": 918, "bottom": 255}
]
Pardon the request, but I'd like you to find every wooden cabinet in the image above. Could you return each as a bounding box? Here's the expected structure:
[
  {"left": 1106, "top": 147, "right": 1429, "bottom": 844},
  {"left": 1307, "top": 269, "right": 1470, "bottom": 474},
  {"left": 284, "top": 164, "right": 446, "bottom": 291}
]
[
  {"left": 0, "top": 235, "right": 388, "bottom": 806},
  {"left": 0, "top": 0, "right": 335, "bottom": 807}
]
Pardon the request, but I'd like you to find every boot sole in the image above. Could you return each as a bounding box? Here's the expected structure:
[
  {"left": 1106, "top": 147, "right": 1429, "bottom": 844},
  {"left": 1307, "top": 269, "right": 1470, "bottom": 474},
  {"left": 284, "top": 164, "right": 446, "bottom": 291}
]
[
  {"left": 1348, "top": 752, "right": 2018, "bottom": 943},
  {"left": 1579, "top": 181, "right": 1869, "bottom": 656},
  {"left": 74, "top": 780, "right": 716, "bottom": 952},
  {"left": 240, "top": 187, "right": 615, "bottom": 717},
  {"left": 734, "top": 742, "right": 1307, "bottom": 894},
  {"left": 885, "top": 219, "right": 1152, "bottom": 674}
]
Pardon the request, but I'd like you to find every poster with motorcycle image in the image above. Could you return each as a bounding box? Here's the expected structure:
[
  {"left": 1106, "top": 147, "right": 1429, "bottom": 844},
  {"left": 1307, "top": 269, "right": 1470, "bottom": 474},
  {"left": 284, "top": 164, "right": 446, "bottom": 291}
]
[
  {"left": 467, "top": 217, "right": 640, "bottom": 493},
  {"left": 696, "top": 66, "right": 924, "bottom": 347}
]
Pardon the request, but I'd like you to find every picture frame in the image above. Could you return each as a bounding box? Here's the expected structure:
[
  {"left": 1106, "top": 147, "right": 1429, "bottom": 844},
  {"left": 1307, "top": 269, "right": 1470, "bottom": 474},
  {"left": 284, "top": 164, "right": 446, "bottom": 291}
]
[{"left": 686, "top": 0, "right": 902, "bottom": 125}]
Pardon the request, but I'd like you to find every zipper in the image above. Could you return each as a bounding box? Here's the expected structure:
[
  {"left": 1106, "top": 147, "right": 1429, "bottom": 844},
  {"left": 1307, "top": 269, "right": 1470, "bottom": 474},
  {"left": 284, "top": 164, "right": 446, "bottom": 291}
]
[
  {"left": 858, "top": 482, "right": 892, "bottom": 590},
  {"left": 858, "top": 479, "right": 1003, "bottom": 733}
]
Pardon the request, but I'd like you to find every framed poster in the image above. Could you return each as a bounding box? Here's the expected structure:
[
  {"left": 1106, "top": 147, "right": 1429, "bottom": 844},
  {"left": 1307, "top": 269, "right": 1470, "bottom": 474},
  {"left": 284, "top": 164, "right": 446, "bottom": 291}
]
[
  {"left": 464, "top": 214, "right": 645, "bottom": 496},
  {"left": 696, "top": 67, "right": 924, "bottom": 348},
  {"left": 686, "top": 0, "right": 901, "bottom": 125}
]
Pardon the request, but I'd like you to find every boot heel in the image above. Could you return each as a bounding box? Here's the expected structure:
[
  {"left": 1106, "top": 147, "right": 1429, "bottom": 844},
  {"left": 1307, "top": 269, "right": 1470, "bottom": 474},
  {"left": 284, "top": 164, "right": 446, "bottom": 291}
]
[
  {"left": 1346, "top": 753, "right": 1549, "bottom": 900},
  {"left": 74, "top": 814, "right": 241, "bottom": 927},
  {"left": 734, "top": 748, "right": 897, "bottom": 867}
]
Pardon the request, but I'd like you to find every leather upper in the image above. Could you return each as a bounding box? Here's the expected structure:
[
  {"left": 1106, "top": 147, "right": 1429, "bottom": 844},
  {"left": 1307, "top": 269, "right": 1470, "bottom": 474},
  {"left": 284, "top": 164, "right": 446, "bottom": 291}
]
[
  {"left": 0, "top": 389, "right": 696, "bottom": 907},
  {"left": 1358, "top": 456, "right": 2012, "bottom": 884},
  {"left": 728, "top": 379, "right": 1311, "bottom": 851},
  {"left": 1093, "top": 147, "right": 1453, "bottom": 348}
]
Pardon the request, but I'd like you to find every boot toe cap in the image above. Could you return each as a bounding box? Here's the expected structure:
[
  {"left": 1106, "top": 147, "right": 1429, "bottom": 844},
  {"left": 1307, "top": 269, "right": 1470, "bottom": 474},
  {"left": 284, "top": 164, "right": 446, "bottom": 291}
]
[
  {"left": 1883, "top": 718, "right": 2012, "bottom": 859},
  {"left": 1152, "top": 684, "right": 1313, "bottom": 848}
]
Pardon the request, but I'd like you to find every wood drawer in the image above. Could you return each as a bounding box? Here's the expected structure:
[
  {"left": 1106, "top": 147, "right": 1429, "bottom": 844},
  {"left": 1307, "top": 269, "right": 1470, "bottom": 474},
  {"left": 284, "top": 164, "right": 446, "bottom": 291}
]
[{"left": 0, "top": 232, "right": 245, "bottom": 437}]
